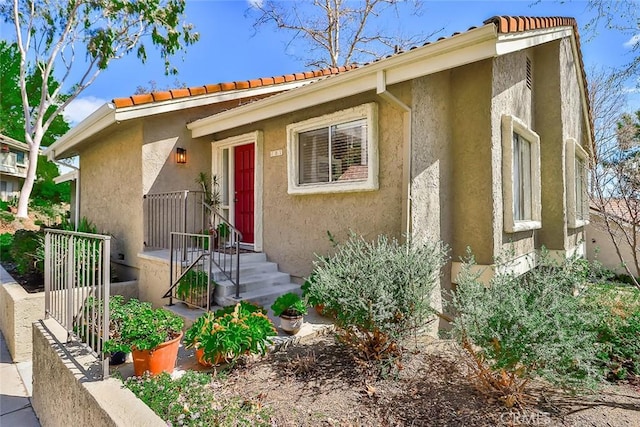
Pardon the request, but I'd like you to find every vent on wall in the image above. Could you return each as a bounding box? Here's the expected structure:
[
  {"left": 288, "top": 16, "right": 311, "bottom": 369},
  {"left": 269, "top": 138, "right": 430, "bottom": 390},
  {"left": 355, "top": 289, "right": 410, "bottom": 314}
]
[{"left": 526, "top": 57, "right": 532, "bottom": 90}]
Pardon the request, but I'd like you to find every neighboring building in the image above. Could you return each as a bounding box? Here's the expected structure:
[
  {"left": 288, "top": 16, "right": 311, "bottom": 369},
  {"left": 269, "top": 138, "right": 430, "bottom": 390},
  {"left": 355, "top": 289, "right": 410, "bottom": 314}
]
[
  {"left": 587, "top": 201, "right": 640, "bottom": 278},
  {"left": 0, "top": 134, "right": 30, "bottom": 202},
  {"left": 45, "top": 15, "right": 593, "bottom": 321}
]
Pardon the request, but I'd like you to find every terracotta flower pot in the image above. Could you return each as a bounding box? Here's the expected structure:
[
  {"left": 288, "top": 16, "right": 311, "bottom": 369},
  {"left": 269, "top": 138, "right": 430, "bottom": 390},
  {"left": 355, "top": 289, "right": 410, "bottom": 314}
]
[
  {"left": 132, "top": 331, "right": 183, "bottom": 376},
  {"left": 279, "top": 313, "right": 304, "bottom": 335},
  {"left": 194, "top": 347, "right": 228, "bottom": 366}
]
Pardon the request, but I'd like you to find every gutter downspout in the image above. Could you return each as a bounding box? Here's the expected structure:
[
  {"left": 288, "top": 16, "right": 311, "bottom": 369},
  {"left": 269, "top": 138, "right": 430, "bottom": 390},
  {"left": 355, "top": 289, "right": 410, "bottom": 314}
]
[
  {"left": 376, "top": 70, "right": 412, "bottom": 238},
  {"left": 53, "top": 160, "right": 80, "bottom": 232}
]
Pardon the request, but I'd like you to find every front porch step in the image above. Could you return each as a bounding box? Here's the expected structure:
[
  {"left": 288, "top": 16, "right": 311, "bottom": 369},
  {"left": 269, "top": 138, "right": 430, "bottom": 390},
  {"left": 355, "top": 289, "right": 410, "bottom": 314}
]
[
  {"left": 210, "top": 251, "right": 267, "bottom": 264},
  {"left": 210, "top": 261, "right": 279, "bottom": 282},
  {"left": 214, "top": 271, "right": 293, "bottom": 299}
]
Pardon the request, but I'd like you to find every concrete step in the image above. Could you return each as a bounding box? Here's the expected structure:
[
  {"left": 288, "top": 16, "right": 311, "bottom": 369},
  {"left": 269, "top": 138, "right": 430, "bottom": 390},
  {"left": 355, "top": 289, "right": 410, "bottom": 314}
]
[
  {"left": 214, "top": 271, "right": 292, "bottom": 298},
  {"left": 215, "top": 282, "right": 302, "bottom": 308},
  {"left": 210, "top": 251, "right": 266, "bottom": 264},
  {"left": 210, "top": 261, "right": 279, "bottom": 282}
]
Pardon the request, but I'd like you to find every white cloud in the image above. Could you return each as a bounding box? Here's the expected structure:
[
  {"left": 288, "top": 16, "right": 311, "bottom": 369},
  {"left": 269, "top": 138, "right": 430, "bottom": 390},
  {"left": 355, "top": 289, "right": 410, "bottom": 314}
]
[
  {"left": 623, "top": 34, "right": 640, "bottom": 49},
  {"left": 63, "top": 96, "right": 106, "bottom": 126},
  {"left": 247, "top": 0, "right": 263, "bottom": 8}
]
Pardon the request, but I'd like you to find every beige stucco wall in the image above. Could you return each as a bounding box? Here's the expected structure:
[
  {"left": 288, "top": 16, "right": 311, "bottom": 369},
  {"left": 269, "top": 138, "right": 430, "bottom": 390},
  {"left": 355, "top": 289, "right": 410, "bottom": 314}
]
[
  {"left": 32, "top": 318, "right": 165, "bottom": 427},
  {"left": 534, "top": 39, "right": 587, "bottom": 254},
  {"left": 0, "top": 264, "right": 44, "bottom": 362},
  {"left": 80, "top": 122, "right": 144, "bottom": 274},
  {"left": 491, "top": 50, "right": 536, "bottom": 260},
  {"left": 214, "top": 88, "right": 408, "bottom": 280},
  {"left": 450, "top": 59, "right": 494, "bottom": 265}
]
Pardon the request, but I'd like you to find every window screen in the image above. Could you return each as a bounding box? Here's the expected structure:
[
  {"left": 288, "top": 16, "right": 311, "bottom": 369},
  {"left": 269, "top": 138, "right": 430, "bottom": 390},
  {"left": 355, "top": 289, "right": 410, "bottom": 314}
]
[{"left": 298, "top": 119, "right": 367, "bottom": 185}]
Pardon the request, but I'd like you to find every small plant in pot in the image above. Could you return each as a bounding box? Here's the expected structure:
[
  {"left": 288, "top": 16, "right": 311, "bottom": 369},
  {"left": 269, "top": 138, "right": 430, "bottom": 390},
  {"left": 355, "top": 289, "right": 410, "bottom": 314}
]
[
  {"left": 184, "top": 301, "right": 276, "bottom": 366},
  {"left": 176, "top": 269, "right": 212, "bottom": 308},
  {"left": 103, "top": 299, "right": 184, "bottom": 376},
  {"left": 271, "top": 292, "right": 307, "bottom": 335}
]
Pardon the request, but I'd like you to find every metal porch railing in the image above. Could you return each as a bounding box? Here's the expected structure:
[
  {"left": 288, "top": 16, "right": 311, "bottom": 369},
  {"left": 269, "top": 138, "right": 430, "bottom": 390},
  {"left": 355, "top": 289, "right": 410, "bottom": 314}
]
[
  {"left": 143, "top": 191, "right": 209, "bottom": 249},
  {"left": 44, "top": 229, "right": 111, "bottom": 379},
  {"left": 146, "top": 190, "right": 244, "bottom": 306}
]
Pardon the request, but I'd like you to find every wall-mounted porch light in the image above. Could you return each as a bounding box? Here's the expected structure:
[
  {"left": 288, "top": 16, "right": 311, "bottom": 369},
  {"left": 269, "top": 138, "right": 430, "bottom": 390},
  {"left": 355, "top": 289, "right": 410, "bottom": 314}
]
[{"left": 176, "top": 147, "right": 187, "bottom": 164}]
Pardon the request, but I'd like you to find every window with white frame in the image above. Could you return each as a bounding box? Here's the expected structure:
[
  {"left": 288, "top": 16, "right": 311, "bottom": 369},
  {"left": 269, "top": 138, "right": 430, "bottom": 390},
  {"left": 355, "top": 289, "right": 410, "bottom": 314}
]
[
  {"left": 287, "top": 103, "right": 378, "bottom": 194},
  {"left": 566, "top": 138, "right": 589, "bottom": 228},
  {"left": 502, "top": 115, "right": 542, "bottom": 233}
]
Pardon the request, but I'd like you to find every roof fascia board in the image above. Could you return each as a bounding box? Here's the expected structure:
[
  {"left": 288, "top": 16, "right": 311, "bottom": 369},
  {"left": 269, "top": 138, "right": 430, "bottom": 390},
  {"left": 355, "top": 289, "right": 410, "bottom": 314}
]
[
  {"left": 54, "top": 170, "right": 78, "bottom": 184},
  {"left": 0, "top": 136, "right": 29, "bottom": 151},
  {"left": 45, "top": 103, "right": 116, "bottom": 160},
  {"left": 114, "top": 81, "right": 313, "bottom": 121},
  {"left": 568, "top": 33, "right": 595, "bottom": 156},
  {"left": 189, "top": 24, "right": 499, "bottom": 137},
  {"left": 495, "top": 27, "right": 573, "bottom": 55}
]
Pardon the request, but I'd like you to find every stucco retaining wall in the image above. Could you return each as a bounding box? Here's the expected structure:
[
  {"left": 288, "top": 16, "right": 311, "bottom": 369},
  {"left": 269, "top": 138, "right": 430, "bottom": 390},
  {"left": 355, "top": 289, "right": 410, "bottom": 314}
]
[
  {"left": 32, "top": 318, "right": 165, "bottom": 427},
  {"left": 0, "top": 265, "right": 44, "bottom": 362}
]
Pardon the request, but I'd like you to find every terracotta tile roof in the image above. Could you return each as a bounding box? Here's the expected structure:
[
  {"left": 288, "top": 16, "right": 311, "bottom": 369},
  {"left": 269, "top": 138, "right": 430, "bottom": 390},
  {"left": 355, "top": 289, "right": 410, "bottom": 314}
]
[
  {"left": 111, "top": 65, "right": 359, "bottom": 108},
  {"left": 110, "top": 15, "right": 594, "bottom": 148},
  {"left": 592, "top": 199, "right": 640, "bottom": 225}
]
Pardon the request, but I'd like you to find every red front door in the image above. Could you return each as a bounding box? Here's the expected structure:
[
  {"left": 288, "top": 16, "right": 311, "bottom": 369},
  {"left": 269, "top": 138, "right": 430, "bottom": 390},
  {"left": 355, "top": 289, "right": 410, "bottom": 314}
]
[{"left": 234, "top": 143, "right": 255, "bottom": 243}]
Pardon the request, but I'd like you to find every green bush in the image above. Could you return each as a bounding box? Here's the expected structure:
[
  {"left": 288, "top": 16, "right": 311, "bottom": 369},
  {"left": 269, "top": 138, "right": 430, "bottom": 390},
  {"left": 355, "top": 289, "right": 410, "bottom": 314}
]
[
  {"left": 307, "top": 233, "right": 447, "bottom": 368},
  {"left": 450, "top": 251, "right": 599, "bottom": 407},
  {"left": 584, "top": 283, "right": 640, "bottom": 380},
  {"left": 10, "top": 230, "right": 44, "bottom": 275},
  {"left": 124, "top": 371, "right": 272, "bottom": 426},
  {"left": 0, "top": 233, "right": 13, "bottom": 262},
  {"left": 103, "top": 298, "right": 183, "bottom": 354}
]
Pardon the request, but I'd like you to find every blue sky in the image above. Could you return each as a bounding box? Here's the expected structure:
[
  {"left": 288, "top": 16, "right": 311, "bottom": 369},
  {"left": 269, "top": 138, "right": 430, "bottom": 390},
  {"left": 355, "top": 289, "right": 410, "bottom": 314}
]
[{"left": 2, "top": 1, "right": 638, "bottom": 124}]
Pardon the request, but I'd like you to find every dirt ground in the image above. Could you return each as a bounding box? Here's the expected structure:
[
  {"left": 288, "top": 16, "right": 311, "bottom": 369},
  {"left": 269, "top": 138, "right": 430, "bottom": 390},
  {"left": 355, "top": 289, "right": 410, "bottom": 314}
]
[{"left": 215, "top": 331, "right": 640, "bottom": 427}]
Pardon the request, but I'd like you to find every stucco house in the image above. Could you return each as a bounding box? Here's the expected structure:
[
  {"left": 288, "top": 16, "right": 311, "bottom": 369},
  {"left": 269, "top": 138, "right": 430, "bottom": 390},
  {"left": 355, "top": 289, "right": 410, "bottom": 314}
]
[
  {"left": 45, "top": 15, "right": 593, "bottom": 316},
  {"left": 0, "top": 134, "right": 30, "bottom": 202}
]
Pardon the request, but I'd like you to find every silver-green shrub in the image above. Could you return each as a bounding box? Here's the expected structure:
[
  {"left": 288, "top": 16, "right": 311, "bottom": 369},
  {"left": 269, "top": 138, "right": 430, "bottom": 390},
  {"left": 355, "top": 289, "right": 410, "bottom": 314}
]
[
  {"left": 307, "top": 233, "right": 447, "bottom": 367},
  {"left": 450, "top": 250, "right": 599, "bottom": 407}
]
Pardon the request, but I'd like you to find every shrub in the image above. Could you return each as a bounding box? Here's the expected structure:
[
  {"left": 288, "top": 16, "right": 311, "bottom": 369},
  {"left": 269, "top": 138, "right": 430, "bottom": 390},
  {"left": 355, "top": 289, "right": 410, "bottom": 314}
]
[
  {"left": 124, "top": 370, "right": 272, "bottom": 426},
  {"left": 307, "top": 233, "right": 447, "bottom": 369},
  {"left": 9, "top": 230, "right": 44, "bottom": 275},
  {"left": 184, "top": 301, "right": 276, "bottom": 366},
  {"left": 103, "top": 298, "right": 183, "bottom": 354},
  {"left": 584, "top": 283, "right": 640, "bottom": 380},
  {"left": 0, "top": 233, "right": 13, "bottom": 262},
  {"left": 449, "top": 251, "right": 599, "bottom": 407}
]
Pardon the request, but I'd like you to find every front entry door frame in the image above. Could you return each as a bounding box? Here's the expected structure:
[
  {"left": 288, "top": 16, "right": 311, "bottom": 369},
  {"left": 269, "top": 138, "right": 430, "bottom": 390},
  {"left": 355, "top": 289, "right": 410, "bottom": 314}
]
[{"left": 212, "top": 131, "right": 263, "bottom": 252}]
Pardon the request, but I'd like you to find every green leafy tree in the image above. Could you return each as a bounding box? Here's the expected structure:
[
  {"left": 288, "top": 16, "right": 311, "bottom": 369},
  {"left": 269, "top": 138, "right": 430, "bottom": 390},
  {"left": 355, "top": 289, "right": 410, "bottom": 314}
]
[
  {"left": 1, "top": 41, "right": 71, "bottom": 209},
  {"left": 0, "top": 0, "right": 198, "bottom": 218}
]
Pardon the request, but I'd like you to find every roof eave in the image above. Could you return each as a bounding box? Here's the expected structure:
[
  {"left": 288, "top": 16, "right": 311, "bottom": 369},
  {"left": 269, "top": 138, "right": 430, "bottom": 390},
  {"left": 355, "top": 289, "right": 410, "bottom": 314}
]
[{"left": 45, "top": 103, "right": 117, "bottom": 160}]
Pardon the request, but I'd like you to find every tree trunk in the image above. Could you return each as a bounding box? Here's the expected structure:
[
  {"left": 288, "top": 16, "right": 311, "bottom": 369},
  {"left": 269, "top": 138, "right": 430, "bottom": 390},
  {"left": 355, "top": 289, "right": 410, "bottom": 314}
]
[{"left": 16, "top": 143, "right": 40, "bottom": 218}]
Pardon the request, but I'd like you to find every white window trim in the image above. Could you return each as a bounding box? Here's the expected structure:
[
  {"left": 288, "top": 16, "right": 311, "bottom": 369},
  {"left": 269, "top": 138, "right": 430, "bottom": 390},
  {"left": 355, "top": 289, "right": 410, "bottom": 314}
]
[
  {"left": 566, "top": 138, "right": 589, "bottom": 229},
  {"left": 286, "top": 103, "right": 378, "bottom": 195},
  {"left": 501, "top": 114, "right": 542, "bottom": 233}
]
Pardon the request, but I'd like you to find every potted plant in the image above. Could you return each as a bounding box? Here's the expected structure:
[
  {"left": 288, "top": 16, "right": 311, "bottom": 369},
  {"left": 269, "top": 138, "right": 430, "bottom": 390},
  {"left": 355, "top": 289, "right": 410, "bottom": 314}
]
[
  {"left": 176, "top": 269, "right": 212, "bottom": 308},
  {"left": 271, "top": 292, "right": 308, "bottom": 335},
  {"left": 184, "top": 301, "right": 276, "bottom": 366},
  {"left": 104, "top": 298, "right": 184, "bottom": 376}
]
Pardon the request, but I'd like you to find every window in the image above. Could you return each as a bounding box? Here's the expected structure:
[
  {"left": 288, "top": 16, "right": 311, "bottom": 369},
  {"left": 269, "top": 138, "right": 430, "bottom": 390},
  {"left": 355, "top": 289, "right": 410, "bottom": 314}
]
[
  {"left": 16, "top": 151, "right": 26, "bottom": 166},
  {"left": 566, "top": 138, "right": 589, "bottom": 228},
  {"left": 287, "top": 103, "right": 378, "bottom": 194},
  {"left": 502, "top": 115, "right": 541, "bottom": 233}
]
